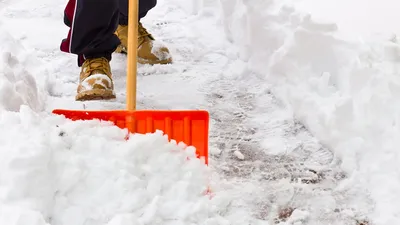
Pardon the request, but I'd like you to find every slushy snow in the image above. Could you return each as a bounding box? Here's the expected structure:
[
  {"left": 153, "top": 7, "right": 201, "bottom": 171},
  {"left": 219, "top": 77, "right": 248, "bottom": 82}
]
[{"left": 2, "top": 0, "right": 400, "bottom": 224}]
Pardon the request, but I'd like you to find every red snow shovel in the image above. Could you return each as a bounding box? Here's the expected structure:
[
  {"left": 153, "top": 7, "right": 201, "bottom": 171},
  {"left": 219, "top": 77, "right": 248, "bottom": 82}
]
[{"left": 52, "top": 0, "right": 209, "bottom": 165}]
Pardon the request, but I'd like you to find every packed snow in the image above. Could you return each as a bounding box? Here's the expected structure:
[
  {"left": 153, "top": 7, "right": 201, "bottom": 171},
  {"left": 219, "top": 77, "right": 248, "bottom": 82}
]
[{"left": 1, "top": 0, "right": 400, "bottom": 224}]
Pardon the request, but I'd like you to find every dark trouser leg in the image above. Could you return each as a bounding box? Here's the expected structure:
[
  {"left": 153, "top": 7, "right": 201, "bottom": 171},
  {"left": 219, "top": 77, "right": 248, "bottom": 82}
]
[
  {"left": 118, "top": 0, "right": 157, "bottom": 25},
  {"left": 60, "top": 0, "right": 121, "bottom": 66}
]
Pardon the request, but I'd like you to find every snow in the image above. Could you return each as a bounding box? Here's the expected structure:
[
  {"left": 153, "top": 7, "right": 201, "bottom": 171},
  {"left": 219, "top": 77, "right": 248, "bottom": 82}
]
[
  {"left": 219, "top": 0, "right": 400, "bottom": 224},
  {"left": 2, "top": 0, "right": 400, "bottom": 224},
  {"left": 149, "top": 41, "right": 172, "bottom": 61},
  {"left": 80, "top": 74, "right": 115, "bottom": 93},
  {"left": 294, "top": 0, "right": 400, "bottom": 40},
  {"left": 0, "top": 107, "right": 219, "bottom": 225},
  {"left": 0, "top": 29, "right": 46, "bottom": 112}
]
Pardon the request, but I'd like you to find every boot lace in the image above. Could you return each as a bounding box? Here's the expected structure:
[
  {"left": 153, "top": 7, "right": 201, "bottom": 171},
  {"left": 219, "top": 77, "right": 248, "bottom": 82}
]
[
  {"left": 81, "top": 57, "right": 111, "bottom": 80},
  {"left": 138, "top": 22, "right": 154, "bottom": 43}
]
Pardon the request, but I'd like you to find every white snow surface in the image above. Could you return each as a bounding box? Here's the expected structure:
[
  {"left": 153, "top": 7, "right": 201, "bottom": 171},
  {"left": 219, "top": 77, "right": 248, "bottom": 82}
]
[
  {"left": 217, "top": 0, "right": 400, "bottom": 224},
  {"left": 1, "top": 0, "right": 400, "bottom": 224}
]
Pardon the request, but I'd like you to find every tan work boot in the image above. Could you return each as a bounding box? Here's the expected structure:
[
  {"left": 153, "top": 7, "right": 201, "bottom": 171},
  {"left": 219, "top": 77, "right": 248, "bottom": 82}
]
[
  {"left": 114, "top": 22, "right": 173, "bottom": 64},
  {"left": 75, "top": 57, "right": 116, "bottom": 101},
  {"left": 115, "top": 25, "right": 128, "bottom": 54}
]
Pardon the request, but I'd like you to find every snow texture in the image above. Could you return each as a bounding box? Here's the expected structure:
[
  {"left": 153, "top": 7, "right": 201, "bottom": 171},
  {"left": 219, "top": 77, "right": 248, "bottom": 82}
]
[
  {"left": 219, "top": 0, "right": 400, "bottom": 224},
  {"left": 0, "top": 28, "right": 46, "bottom": 112},
  {"left": 0, "top": 106, "right": 217, "bottom": 225},
  {"left": 1, "top": 0, "right": 400, "bottom": 224}
]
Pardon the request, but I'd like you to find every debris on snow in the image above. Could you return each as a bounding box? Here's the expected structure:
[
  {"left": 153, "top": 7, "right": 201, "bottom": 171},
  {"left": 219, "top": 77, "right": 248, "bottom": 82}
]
[{"left": 233, "top": 150, "right": 244, "bottom": 160}]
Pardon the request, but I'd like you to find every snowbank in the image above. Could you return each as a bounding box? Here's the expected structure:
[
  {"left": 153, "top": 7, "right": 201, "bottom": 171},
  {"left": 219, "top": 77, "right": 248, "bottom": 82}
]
[
  {"left": 0, "top": 27, "right": 47, "bottom": 112},
  {"left": 218, "top": 0, "right": 400, "bottom": 224}
]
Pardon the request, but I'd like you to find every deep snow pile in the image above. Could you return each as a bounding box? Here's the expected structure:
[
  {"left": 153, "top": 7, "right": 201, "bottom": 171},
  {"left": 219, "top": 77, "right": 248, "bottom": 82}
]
[
  {"left": 1, "top": 106, "right": 227, "bottom": 225},
  {"left": 0, "top": 106, "right": 218, "bottom": 225},
  {"left": 218, "top": 0, "right": 400, "bottom": 224}
]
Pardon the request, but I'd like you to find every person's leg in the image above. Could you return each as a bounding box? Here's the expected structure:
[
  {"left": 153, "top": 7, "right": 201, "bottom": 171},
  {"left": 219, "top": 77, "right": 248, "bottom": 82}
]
[
  {"left": 118, "top": 0, "right": 157, "bottom": 25},
  {"left": 115, "top": 0, "right": 173, "bottom": 64},
  {"left": 61, "top": 0, "right": 120, "bottom": 66},
  {"left": 60, "top": 0, "right": 119, "bottom": 101}
]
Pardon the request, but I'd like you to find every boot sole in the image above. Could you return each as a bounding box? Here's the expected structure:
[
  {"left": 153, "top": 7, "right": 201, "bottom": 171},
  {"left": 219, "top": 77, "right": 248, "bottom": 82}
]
[
  {"left": 138, "top": 57, "right": 172, "bottom": 65},
  {"left": 115, "top": 50, "right": 172, "bottom": 65},
  {"left": 75, "top": 89, "right": 116, "bottom": 101}
]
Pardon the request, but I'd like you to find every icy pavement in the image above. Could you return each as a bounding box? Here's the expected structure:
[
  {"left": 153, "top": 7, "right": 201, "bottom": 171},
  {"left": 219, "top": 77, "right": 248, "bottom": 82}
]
[{"left": 0, "top": 0, "right": 395, "bottom": 224}]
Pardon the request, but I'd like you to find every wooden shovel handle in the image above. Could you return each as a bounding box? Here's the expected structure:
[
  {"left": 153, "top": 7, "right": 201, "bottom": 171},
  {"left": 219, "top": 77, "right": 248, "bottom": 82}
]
[{"left": 126, "top": 0, "right": 138, "bottom": 111}]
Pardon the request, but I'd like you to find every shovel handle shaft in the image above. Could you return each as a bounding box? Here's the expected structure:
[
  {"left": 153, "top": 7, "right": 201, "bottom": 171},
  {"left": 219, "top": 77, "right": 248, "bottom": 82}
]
[{"left": 126, "top": 0, "right": 138, "bottom": 111}]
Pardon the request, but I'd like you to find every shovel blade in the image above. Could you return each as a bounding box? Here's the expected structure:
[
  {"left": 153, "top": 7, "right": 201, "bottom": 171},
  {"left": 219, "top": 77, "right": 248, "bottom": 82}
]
[{"left": 52, "top": 109, "right": 209, "bottom": 164}]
